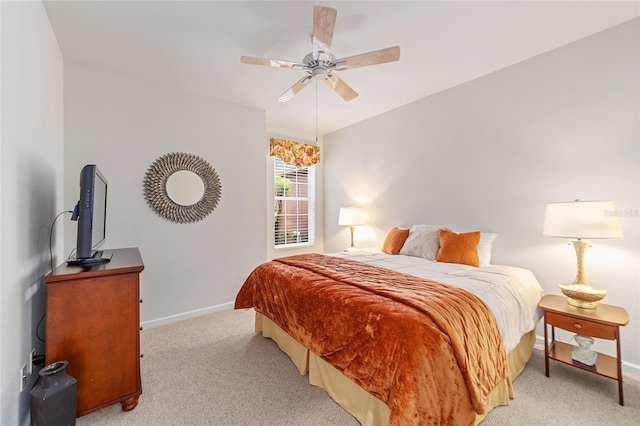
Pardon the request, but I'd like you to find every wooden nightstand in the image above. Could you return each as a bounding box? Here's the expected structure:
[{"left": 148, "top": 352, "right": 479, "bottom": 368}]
[{"left": 540, "top": 294, "right": 629, "bottom": 405}]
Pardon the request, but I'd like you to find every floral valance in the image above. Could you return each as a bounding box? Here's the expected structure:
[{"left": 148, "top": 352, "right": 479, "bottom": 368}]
[{"left": 270, "top": 138, "right": 320, "bottom": 168}]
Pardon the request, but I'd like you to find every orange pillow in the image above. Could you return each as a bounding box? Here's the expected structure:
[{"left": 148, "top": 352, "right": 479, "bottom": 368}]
[
  {"left": 381, "top": 227, "right": 410, "bottom": 255},
  {"left": 436, "top": 229, "right": 481, "bottom": 267}
]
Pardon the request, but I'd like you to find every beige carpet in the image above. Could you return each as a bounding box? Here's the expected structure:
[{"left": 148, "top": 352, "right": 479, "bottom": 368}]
[{"left": 77, "top": 308, "right": 639, "bottom": 425}]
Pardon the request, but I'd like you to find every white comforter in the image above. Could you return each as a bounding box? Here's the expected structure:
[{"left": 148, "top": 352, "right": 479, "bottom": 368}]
[{"left": 331, "top": 250, "right": 544, "bottom": 353}]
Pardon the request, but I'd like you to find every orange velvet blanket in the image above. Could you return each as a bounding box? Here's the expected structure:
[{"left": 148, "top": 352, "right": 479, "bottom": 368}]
[{"left": 235, "top": 254, "right": 507, "bottom": 426}]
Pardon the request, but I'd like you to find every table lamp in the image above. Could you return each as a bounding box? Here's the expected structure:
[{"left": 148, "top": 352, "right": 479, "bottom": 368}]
[
  {"left": 338, "top": 207, "right": 367, "bottom": 250},
  {"left": 543, "top": 199, "right": 623, "bottom": 309}
]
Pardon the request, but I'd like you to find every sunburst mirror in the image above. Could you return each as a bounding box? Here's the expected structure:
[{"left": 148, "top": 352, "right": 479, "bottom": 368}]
[{"left": 143, "top": 152, "right": 221, "bottom": 223}]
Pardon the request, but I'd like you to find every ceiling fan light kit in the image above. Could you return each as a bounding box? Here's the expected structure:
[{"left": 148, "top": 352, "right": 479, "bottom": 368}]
[{"left": 240, "top": 6, "right": 400, "bottom": 103}]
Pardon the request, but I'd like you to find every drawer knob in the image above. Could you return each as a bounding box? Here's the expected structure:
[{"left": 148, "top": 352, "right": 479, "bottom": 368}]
[
  {"left": 140, "top": 299, "right": 143, "bottom": 303},
  {"left": 574, "top": 323, "right": 582, "bottom": 329}
]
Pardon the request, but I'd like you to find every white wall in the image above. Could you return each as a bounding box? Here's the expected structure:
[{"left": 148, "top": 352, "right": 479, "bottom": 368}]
[
  {"left": 64, "top": 63, "right": 267, "bottom": 325},
  {"left": 324, "top": 19, "right": 640, "bottom": 372},
  {"left": 0, "top": 1, "right": 64, "bottom": 425}
]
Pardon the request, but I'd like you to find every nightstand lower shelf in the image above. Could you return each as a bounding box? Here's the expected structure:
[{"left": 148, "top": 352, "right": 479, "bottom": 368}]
[{"left": 547, "top": 341, "right": 619, "bottom": 380}]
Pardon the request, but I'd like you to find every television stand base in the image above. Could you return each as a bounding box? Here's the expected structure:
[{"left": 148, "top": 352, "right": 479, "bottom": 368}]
[{"left": 66, "top": 250, "right": 113, "bottom": 266}]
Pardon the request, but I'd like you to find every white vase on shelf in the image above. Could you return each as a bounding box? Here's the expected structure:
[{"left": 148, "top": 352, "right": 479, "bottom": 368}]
[{"left": 571, "top": 334, "right": 597, "bottom": 366}]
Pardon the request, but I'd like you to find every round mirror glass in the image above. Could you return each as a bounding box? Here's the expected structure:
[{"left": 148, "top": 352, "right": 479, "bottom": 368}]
[{"left": 165, "top": 170, "right": 205, "bottom": 206}]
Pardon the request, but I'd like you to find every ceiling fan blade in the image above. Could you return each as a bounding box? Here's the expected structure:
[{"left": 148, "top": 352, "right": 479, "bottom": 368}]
[
  {"left": 324, "top": 74, "right": 358, "bottom": 102},
  {"left": 312, "top": 6, "right": 337, "bottom": 60},
  {"left": 277, "top": 75, "right": 314, "bottom": 102},
  {"left": 241, "top": 56, "right": 307, "bottom": 70},
  {"left": 334, "top": 46, "right": 400, "bottom": 70}
]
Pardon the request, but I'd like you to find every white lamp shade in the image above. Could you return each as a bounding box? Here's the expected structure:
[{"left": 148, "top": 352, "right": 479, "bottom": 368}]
[
  {"left": 543, "top": 200, "right": 623, "bottom": 239},
  {"left": 338, "top": 207, "right": 367, "bottom": 226}
]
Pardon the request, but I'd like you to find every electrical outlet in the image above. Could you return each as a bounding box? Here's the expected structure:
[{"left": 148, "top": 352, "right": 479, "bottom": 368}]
[
  {"left": 20, "top": 364, "right": 27, "bottom": 392},
  {"left": 29, "top": 349, "right": 36, "bottom": 375}
]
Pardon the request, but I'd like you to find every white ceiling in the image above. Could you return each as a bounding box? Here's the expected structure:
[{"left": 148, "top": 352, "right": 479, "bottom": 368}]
[{"left": 43, "top": 1, "right": 639, "bottom": 136}]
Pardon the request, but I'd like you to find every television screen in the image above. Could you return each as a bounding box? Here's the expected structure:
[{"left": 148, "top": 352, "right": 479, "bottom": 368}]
[
  {"left": 89, "top": 169, "right": 107, "bottom": 253},
  {"left": 69, "top": 164, "right": 111, "bottom": 264}
]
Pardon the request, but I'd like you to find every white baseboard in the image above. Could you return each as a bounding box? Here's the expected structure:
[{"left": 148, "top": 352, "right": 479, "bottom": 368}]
[
  {"left": 141, "top": 302, "right": 234, "bottom": 329},
  {"left": 535, "top": 334, "right": 640, "bottom": 380}
]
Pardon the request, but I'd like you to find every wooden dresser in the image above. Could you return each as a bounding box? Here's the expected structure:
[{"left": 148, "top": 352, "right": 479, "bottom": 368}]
[{"left": 45, "top": 247, "right": 144, "bottom": 417}]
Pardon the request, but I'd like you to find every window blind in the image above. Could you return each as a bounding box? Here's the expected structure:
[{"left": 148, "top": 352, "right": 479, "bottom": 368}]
[{"left": 274, "top": 157, "right": 315, "bottom": 247}]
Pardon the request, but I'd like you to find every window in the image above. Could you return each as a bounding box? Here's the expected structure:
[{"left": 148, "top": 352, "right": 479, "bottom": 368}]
[{"left": 274, "top": 157, "right": 315, "bottom": 248}]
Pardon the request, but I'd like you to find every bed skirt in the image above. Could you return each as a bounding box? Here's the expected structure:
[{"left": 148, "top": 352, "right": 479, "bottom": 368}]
[{"left": 254, "top": 312, "right": 536, "bottom": 426}]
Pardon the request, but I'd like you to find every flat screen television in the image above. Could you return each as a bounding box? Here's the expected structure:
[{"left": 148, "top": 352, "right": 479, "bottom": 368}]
[{"left": 67, "top": 164, "right": 112, "bottom": 265}]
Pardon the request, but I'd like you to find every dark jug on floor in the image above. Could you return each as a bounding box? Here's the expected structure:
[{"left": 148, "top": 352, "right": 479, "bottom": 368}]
[{"left": 30, "top": 361, "right": 77, "bottom": 426}]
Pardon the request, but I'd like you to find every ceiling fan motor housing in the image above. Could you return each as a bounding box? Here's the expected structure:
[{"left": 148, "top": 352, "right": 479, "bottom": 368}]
[{"left": 304, "top": 52, "right": 335, "bottom": 78}]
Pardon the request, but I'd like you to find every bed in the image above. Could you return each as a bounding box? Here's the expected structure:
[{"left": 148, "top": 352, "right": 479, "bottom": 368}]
[{"left": 235, "top": 228, "right": 544, "bottom": 426}]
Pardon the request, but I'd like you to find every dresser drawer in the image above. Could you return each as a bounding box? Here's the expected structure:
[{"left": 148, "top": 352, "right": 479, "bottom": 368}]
[{"left": 546, "top": 311, "right": 616, "bottom": 340}]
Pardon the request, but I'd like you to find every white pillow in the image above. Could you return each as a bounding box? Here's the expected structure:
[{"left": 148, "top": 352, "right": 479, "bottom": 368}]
[
  {"left": 399, "top": 225, "right": 444, "bottom": 260},
  {"left": 478, "top": 233, "right": 497, "bottom": 267}
]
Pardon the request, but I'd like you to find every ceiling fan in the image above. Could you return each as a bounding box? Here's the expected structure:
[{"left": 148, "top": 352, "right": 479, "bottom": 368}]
[{"left": 240, "top": 6, "right": 400, "bottom": 103}]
